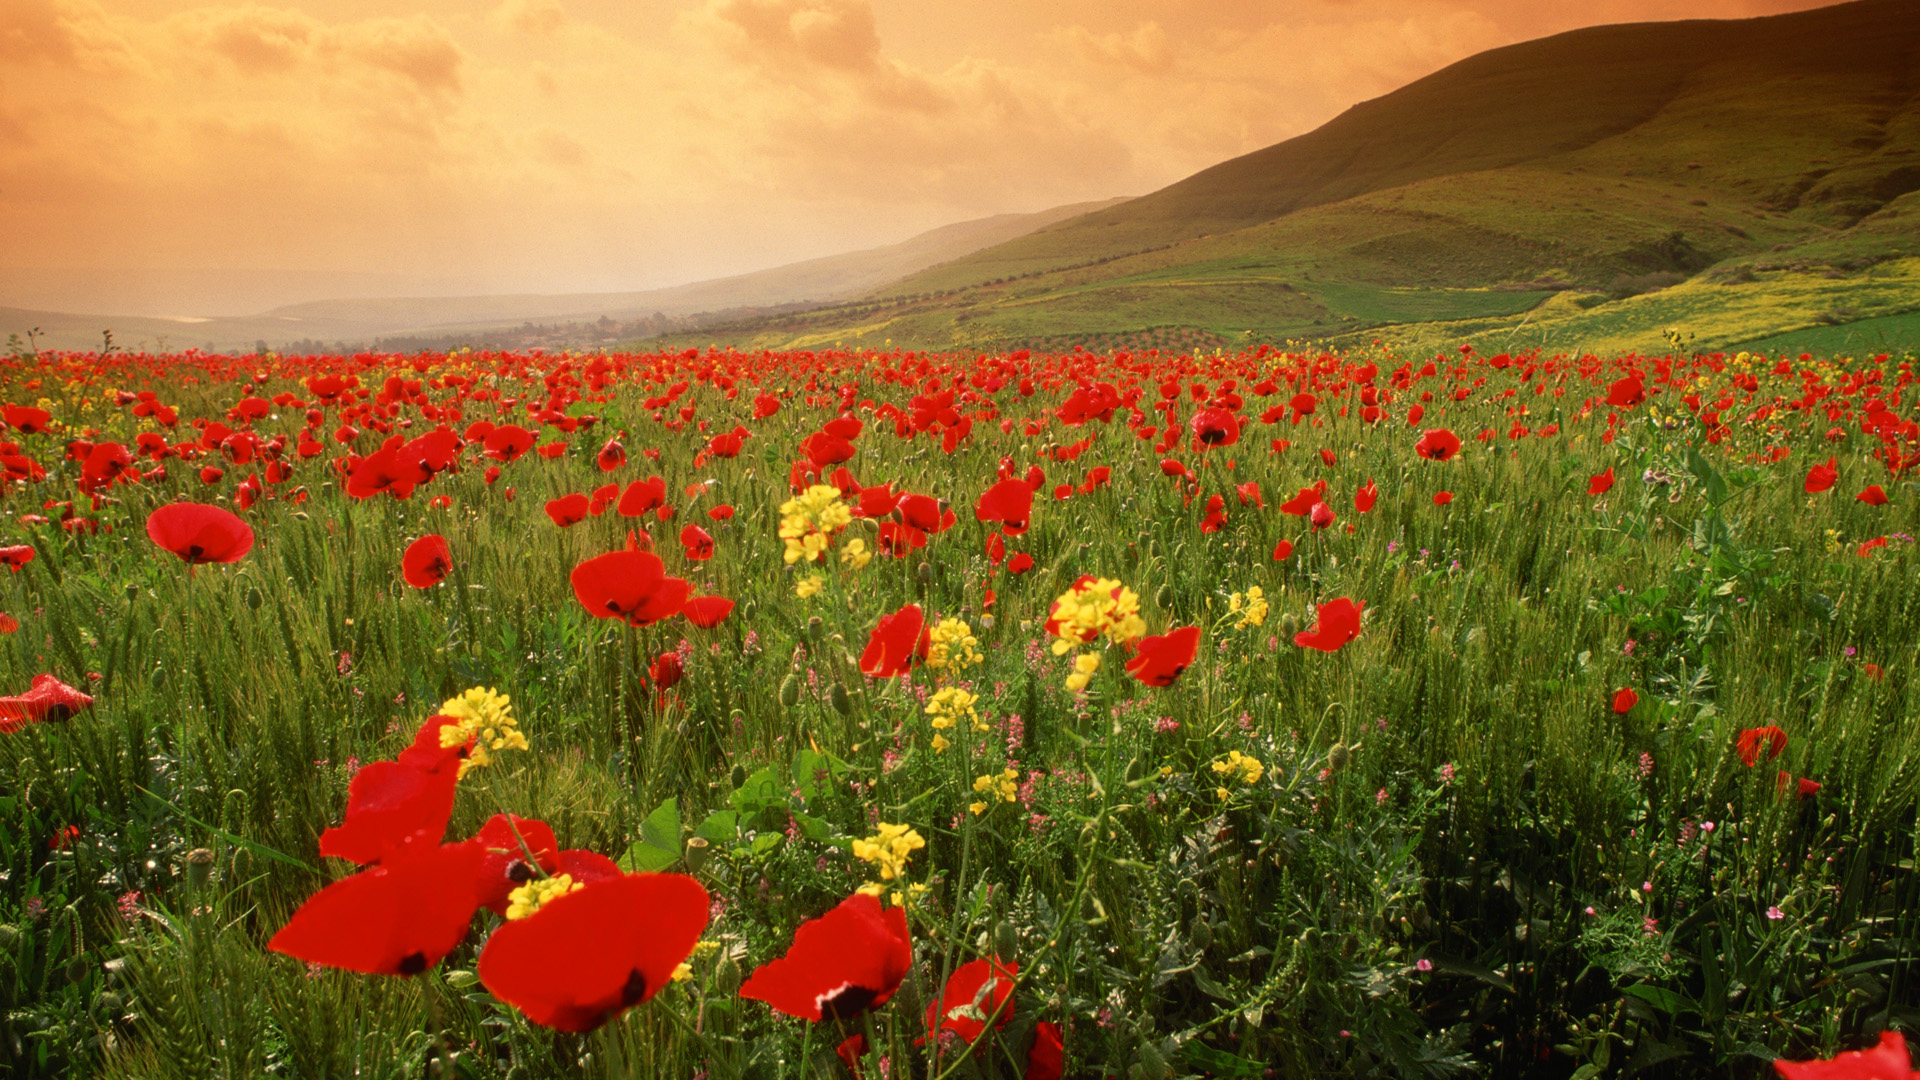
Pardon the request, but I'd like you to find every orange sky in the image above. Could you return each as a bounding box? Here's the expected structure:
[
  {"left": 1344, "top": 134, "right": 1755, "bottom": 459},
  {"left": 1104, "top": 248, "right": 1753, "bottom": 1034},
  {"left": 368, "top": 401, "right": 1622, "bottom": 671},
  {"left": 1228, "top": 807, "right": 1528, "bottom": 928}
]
[{"left": 1, "top": 0, "right": 1838, "bottom": 314}]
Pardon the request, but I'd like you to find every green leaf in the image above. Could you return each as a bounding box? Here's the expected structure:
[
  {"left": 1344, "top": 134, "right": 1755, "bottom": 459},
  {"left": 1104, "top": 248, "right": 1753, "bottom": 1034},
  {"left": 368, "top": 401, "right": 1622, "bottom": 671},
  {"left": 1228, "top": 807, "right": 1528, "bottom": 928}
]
[
  {"left": 731, "top": 766, "right": 785, "bottom": 816},
  {"left": 1181, "top": 1043, "right": 1264, "bottom": 1078},
  {"left": 619, "top": 798, "right": 681, "bottom": 872},
  {"left": 1620, "top": 983, "right": 1689, "bottom": 1016},
  {"left": 695, "top": 810, "right": 741, "bottom": 843},
  {"left": 791, "top": 749, "right": 849, "bottom": 800}
]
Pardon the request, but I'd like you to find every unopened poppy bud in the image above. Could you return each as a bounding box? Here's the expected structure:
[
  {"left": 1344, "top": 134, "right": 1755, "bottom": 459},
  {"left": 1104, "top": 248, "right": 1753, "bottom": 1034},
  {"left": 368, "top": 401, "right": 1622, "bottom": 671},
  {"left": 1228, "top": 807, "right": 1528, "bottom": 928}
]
[
  {"left": 778, "top": 674, "right": 801, "bottom": 708},
  {"left": 1154, "top": 584, "right": 1173, "bottom": 609},
  {"left": 95, "top": 991, "right": 123, "bottom": 1015},
  {"left": 829, "top": 683, "right": 851, "bottom": 715},
  {"left": 65, "top": 956, "right": 91, "bottom": 984},
  {"left": 994, "top": 920, "right": 1020, "bottom": 962},
  {"left": 916, "top": 561, "right": 933, "bottom": 583},
  {"left": 246, "top": 588, "right": 262, "bottom": 610},
  {"left": 185, "top": 848, "right": 215, "bottom": 889},
  {"left": 1328, "top": 743, "right": 1350, "bottom": 771},
  {"left": 1280, "top": 613, "right": 1298, "bottom": 636},
  {"left": 683, "top": 836, "right": 710, "bottom": 873},
  {"left": 125, "top": 584, "right": 138, "bottom": 602},
  {"left": 739, "top": 600, "right": 756, "bottom": 622},
  {"left": 730, "top": 764, "right": 748, "bottom": 789},
  {"left": 1189, "top": 917, "right": 1212, "bottom": 951},
  {"left": 711, "top": 950, "right": 741, "bottom": 995}
]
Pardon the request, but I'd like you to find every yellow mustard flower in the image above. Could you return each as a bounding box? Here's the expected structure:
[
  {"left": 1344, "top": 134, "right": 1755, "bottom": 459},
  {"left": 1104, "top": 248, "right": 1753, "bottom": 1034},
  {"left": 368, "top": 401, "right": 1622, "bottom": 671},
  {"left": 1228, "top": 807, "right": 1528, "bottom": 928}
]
[
  {"left": 1228, "top": 586, "right": 1269, "bottom": 629},
  {"left": 437, "top": 686, "right": 527, "bottom": 777},
  {"left": 970, "top": 768, "right": 1019, "bottom": 814},
  {"left": 1210, "top": 750, "right": 1265, "bottom": 787},
  {"left": 840, "top": 537, "right": 872, "bottom": 570},
  {"left": 926, "top": 618, "right": 981, "bottom": 672},
  {"left": 852, "top": 822, "right": 925, "bottom": 881},
  {"left": 1064, "top": 651, "right": 1101, "bottom": 692},
  {"left": 795, "top": 573, "right": 825, "bottom": 598}
]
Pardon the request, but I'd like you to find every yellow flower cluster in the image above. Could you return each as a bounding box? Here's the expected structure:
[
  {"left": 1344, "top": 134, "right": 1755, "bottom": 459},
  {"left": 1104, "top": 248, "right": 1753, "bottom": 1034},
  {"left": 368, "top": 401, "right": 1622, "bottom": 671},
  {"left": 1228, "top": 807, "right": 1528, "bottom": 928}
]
[
  {"left": 851, "top": 822, "right": 925, "bottom": 882},
  {"left": 839, "top": 537, "right": 872, "bottom": 570},
  {"left": 437, "top": 686, "right": 527, "bottom": 777},
  {"left": 969, "top": 768, "right": 1020, "bottom": 815},
  {"left": 1210, "top": 750, "right": 1265, "bottom": 800},
  {"left": 924, "top": 687, "right": 984, "bottom": 755},
  {"left": 1064, "top": 652, "right": 1101, "bottom": 693},
  {"left": 926, "top": 617, "right": 981, "bottom": 672},
  {"left": 1047, "top": 578, "right": 1146, "bottom": 654},
  {"left": 505, "top": 873, "right": 582, "bottom": 920},
  {"left": 795, "top": 573, "right": 824, "bottom": 598},
  {"left": 1228, "top": 586, "right": 1269, "bottom": 629},
  {"left": 779, "top": 484, "right": 852, "bottom": 565}
]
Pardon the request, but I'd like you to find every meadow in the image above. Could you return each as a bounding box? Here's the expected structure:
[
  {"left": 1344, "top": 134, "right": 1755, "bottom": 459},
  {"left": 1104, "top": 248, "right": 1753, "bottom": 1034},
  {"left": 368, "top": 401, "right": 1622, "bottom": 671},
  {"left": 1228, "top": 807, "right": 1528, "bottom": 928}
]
[{"left": 0, "top": 342, "right": 1917, "bottom": 1079}]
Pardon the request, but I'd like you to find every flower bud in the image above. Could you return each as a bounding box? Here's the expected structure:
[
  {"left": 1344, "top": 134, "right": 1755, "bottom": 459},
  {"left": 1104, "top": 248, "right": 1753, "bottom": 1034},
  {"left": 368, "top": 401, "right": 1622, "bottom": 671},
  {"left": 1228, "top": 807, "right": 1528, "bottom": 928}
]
[
  {"left": 683, "top": 836, "right": 710, "bottom": 874},
  {"left": 829, "top": 683, "right": 851, "bottom": 715},
  {"left": 1328, "top": 743, "right": 1350, "bottom": 771},
  {"left": 993, "top": 920, "right": 1020, "bottom": 962},
  {"left": 185, "top": 848, "right": 215, "bottom": 890},
  {"left": 730, "top": 763, "right": 748, "bottom": 789},
  {"left": 711, "top": 951, "right": 741, "bottom": 995},
  {"left": 779, "top": 674, "right": 801, "bottom": 708}
]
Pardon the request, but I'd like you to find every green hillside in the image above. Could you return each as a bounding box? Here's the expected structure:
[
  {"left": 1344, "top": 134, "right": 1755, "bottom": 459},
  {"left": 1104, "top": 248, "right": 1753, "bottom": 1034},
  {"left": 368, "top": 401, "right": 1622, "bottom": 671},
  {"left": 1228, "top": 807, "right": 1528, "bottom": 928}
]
[{"left": 660, "top": 0, "right": 1920, "bottom": 355}]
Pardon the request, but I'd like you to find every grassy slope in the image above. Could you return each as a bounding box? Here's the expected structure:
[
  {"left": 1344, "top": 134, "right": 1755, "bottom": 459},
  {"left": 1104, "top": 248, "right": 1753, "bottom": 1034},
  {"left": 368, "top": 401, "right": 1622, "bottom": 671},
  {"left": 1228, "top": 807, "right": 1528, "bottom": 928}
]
[{"left": 665, "top": 0, "right": 1920, "bottom": 354}]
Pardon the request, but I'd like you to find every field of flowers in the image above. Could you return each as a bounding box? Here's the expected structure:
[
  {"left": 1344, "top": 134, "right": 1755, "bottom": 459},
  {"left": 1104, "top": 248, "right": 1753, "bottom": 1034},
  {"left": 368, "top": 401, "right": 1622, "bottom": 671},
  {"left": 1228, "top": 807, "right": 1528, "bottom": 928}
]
[{"left": 1, "top": 342, "right": 1917, "bottom": 1079}]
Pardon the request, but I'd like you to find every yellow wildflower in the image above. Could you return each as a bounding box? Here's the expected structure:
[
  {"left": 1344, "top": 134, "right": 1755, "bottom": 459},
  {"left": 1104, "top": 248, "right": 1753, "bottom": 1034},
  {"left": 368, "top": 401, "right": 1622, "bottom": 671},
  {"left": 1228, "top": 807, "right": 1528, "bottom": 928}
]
[
  {"left": 930, "top": 732, "right": 951, "bottom": 753},
  {"left": 1064, "top": 651, "right": 1100, "bottom": 692},
  {"left": 840, "top": 537, "right": 872, "bottom": 570},
  {"left": 1228, "top": 586, "right": 1269, "bottom": 629},
  {"left": 970, "top": 768, "right": 1019, "bottom": 813},
  {"left": 795, "top": 573, "right": 825, "bottom": 598},
  {"left": 778, "top": 485, "right": 852, "bottom": 564},
  {"left": 926, "top": 687, "right": 984, "bottom": 732},
  {"left": 852, "top": 822, "right": 925, "bottom": 881},
  {"left": 437, "top": 686, "right": 526, "bottom": 777},
  {"left": 926, "top": 618, "right": 981, "bottom": 672},
  {"left": 1047, "top": 576, "right": 1145, "bottom": 653},
  {"left": 1210, "top": 750, "right": 1265, "bottom": 786}
]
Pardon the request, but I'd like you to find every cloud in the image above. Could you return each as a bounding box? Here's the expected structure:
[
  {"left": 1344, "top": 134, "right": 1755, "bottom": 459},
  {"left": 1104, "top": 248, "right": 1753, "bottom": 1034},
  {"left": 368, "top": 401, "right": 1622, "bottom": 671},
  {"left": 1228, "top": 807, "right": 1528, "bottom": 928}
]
[
  {"left": 1059, "top": 22, "right": 1173, "bottom": 75},
  {"left": 490, "top": 0, "right": 566, "bottom": 38}
]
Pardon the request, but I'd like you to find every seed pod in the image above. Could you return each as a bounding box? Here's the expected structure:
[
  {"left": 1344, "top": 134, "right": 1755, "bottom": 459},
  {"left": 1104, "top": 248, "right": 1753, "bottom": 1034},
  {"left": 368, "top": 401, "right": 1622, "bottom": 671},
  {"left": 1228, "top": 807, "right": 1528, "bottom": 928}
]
[
  {"left": 916, "top": 561, "right": 934, "bottom": 583},
  {"left": 979, "top": 614, "right": 995, "bottom": 631},
  {"left": 65, "top": 956, "right": 91, "bottom": 984},
  {"left": 125, "top": 584, "right": 139, "bottom": 603},
  {"left": 683, "top": 836, "right": 710, "bottom": 873},
  {"left": 828, "top": 683, "right": 851, "bottom": 715},
  {"left": 185, "top": 848, "right": 215, "bottom": 890},
  {"left": 806, "top": 616, "right": 824, "bottom": 641},
  {"left": 1328, "top": 743, "right": 1350, "bottom": 771},
  {"left": 779, "top": 674, "right": 801, "bottom": 708},
  {"left": 246, "top": 588, "right": 263, "bottom": 610}
]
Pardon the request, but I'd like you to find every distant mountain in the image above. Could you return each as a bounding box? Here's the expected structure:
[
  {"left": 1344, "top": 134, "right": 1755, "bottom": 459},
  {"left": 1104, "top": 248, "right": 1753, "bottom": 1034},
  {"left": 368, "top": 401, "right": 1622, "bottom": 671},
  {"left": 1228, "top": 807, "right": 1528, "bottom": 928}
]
[
  {"left": 0, "top": 198, "right": 1129, "bottom": 353},
  {"left": 684, "top": 0, "right": 1920, "bottom": 355}
]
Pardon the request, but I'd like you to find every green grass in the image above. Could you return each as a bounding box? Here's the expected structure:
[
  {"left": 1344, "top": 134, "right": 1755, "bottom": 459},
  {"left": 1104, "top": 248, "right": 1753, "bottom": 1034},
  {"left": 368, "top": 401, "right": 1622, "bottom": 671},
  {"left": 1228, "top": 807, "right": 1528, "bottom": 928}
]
[{"left": 1, "top": 345, "right": 1918, "bottom": 1078}]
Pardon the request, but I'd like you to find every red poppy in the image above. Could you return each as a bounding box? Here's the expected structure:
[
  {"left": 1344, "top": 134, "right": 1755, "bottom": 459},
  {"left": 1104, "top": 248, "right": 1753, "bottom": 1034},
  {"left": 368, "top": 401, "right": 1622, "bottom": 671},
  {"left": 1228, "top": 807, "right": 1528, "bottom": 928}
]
[
  {"left": 1588, "top": 468, "right": 1615, "bottom": 495},
  {"left": 753, "top": 393, "right": 781, "bottom": 420},
  {"left": 1278, "top": 482, "right": 1327, "bottom": 516},
  {"left": 1029, "top": 1021, "right": 1065, "bottom": 1080},
  {"left": 680, "top": 524, "right": 715, "bottom": 561},
  {"left": 268, "top": 839, "right": 486, "bottom": 976},
  {"left": 536, "top": 441, "right": 568, "bottom": 460},
  {"left": 708, "top": 504, "right": 735, "bottom": 521},
  {"left": 682, "top": 595, "right": 735, "bottom": 628},
  {"left": 1235, "top": 481, "right": 1263, "bottom": 508},
  {"left": 589, "top": 483, "right": 620, "bottom": 516},
  {"left": 401, "top": 535, "right": 452, "bottom": 589},
  {"left": 1857, "top": 485, "right": 1889, "bottom": 505},
  {"left": 317, "top": 759, "right": 460, "bottom": 865},
  {"left": 0, "top": 613, "right": 16, "bottom": 635},
  {"left": 570, "top": 550, "right": 692, "bottom": 627},
  {"left": 860, "top": 604, "right": 930, "bottom": 678},
  {"left": 1773, "top": 1030, "right": 1916, "bottom": 1079},
  {"left": 1606, "top": 376, "right": 1646, "bottom": 408},
  {"left": 1008, "top": 552, "right": 1034, "bottom": 574},
  {"left": 897, "top": 494, "right": 955, "bottom": 535},
  {"left": 1294, "top": 598, "right": 1364, "bottom": 653},
  {"left": 474, "top": 814, "right": 561, "bottom": 916},
  {"left": 976, "top": 478, "right": 1034, "bottom": 535},
  {"left": 1433, "top": 491, "right": 1454, "bottom": 506},
  {"left": 1121, "top": 626, "right": 1197, "bottom": 686},
  {"left": 478, "top": 872, "right": 710, "bottom": 1032},
  {"left": 1805, "top": 457, "right": 1838, "bottom": 494},
  {"left": 146, "top": 503, "right": 255, "bottom": 564},
  {"left": 546, "top": 493, "right": 590, "bottom": 527},
  {"left": 650, "top": 652, "right": 684, "bottom": 691},
  {"left": 1354, "top": 479, "right": 1378, "bottom": 513},
  {"left": 397, "top": 715, "right": 472, "bottom": 773},
  {"left": 0, "top": 545, "right": 33, "bottom": 572},
  {"left": 1858, "top": 537, "right": 1888, "bottom": 558},
  {"left": 1736, "top": 726, "right": 1789, "bottom": 767},
  {"left": 926, "top": 958, "right": 1017, "bottom": 1043},
  {"left": 1309, "top": 501, "right": 1336, "bottom": 531},
  {"left": 1414, "top": 429, "right": 1462, "bottom": 462},
  {"left": 740, "top": 892, "right": 912, "bottom": 1021},
  {"left": 855, "top": 483, "right": 902, "bottom": 518},
  {"left": 1776, "top": 771, "right": 1823, "bottom": 801},
  {"left": 0, "top": 673, "right": 95, "bottom": 733},
  {"left": 1272, "top": 539, "right": 1294, "bottom": 560},
  {"left": 1190, "top": 408, "right": 1240, "bottom": 448},
  {"left": 1610, "top": 688, "right": 1637, "bottom": 714},
  {"left": 596, "top": 438, "right": 627, "bottom": 472},
  {"left": 800, "top": 432, "right": 856, "bottom": 467},
  {"left": 617, "top": 476, "right": 666, "bottom": 517}
]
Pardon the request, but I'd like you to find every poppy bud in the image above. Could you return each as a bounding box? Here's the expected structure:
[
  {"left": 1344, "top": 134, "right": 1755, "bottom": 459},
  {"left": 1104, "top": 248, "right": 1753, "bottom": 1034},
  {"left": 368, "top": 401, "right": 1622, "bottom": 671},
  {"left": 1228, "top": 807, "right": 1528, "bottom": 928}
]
[
  {"left": 730, "top": 763, "right": 748, "bottom": 789},
  {"left": 185, "top": 847, "right": 215, "bottom": 890},
  {"left": 684, "top": 836, "right": 710, "bottom": 874},
  {"left": 1279, "top": 613, "right": 1298, "bottom": 636},
  {"left": 95, "top": 991, "right": 123, "bottom": 1016},
  {"left": 807, "top": 616, "right": 824, "bottom": 641},
  {"left": 1189, "top": 917, "right": 1212, "bottom": 951},
  {"left": 125, "top": 584, "right": 138, "bottom": 602},
  {"left": 246, "top": 588, "right": 263, "bottom": 610},
  {"left": 740, "top": 600, "right": 756, "bottom": 623},
  {"left": 711, "top": 949, "right": 741, "bottom": 995},
  {"left": 1328, "top": 743, "right": 1350, "bottom": 771},
  {"left": 829, "top": 683, "right": 851, "bottom": 715},
  {"left": 1154, "top": 584, "right": 1173, "bottom": 609},
  {"left": 65, "top": 956, "right": 91, "bottom": 984},
  {"left": 916, "top": 561, "right": 933, "bottom": 583},
  {"left": 993, "top": 920, "right": 1020, "bottom": 963}
]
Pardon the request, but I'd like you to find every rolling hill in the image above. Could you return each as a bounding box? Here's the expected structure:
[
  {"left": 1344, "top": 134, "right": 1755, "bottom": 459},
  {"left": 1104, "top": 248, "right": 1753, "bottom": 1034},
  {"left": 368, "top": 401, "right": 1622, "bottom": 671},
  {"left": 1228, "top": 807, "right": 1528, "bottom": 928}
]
[{"left": 674, "top": 0, "right": 1920, "bottom": 355}]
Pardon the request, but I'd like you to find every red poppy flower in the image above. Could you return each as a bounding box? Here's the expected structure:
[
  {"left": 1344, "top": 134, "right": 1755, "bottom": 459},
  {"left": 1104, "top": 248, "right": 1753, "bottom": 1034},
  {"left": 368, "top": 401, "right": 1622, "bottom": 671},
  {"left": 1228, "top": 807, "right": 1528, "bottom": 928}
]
[
  {"left": 650, "top": 652, "right": 684, "bottom": 691},
  {"left": 1272, "top": 539, "right": 1294, "bottom": 560},
  {"left": 860, "top": 604, "right": 930, "bottom": 678},
  {"left": 1736, "top": 726, "right": 1789, "bottom": 767},
  {"left": 854, "top": 483, "right": 902, "bottom": 518},
  {"left": 1612, "top": 688, "right": 1638, "bottom": 714},
  {"left": 1588, "top": 468, "right": 1615, "bottom": 495},
  {"left": 1805, "top": 457, "right": 1838, "bottom": 494},
  {"left": 0, "top": 673, "right": 95, "bottom": 733},
  {"left": 1857, "top": 537, "right": 1888, "bottom": 558},
  {"left": 680, "top": 524, "right": 715, "bottom": 561},
  {"left": 401, "top": 534, "right": 452, "bottom": 589},
  {"left": 753, "top": 393, "right": 781, "bottom": 420},
  {"left": 740, "top": 892, "right": 912, "bottom": 1021},
  {"left": 682, "top": 595, "right": 735, "bottom": 628},
  {"left": 976, "top": 478, "right": 1034, "bottom": 535},
  {"left": 268, "top": 839, "right": 486, "bottom": 976},
  {"left": 1776, "top": 771, "right": 1823, "bottom": 802},
  {"left": 708, "top": 504, "right": 735, "bottom": 521},
  {"left": 800, "top": 432, "right": 856, "bottom": 467},
  {"left": 1234, "top": 481, "right": 1263, "bottom": 509},
  {"left": 0, "top": 545, "right": 33, "bottom": 572},
  {"left": 317, "top": 759, "right": 460, "bottom": 865},
  {"left": 926, "top": 958, "right": 1017, "bottom": 1043},
  {"left": 617, "top": 476, "right": 666, "bottom": 517},
  {"left": 1414, "top": 429, "right": 1462, "bottom": 462},
  {"left": 1354, "top": 479, "right": 1378, "bottom": 513},
  {"left": 397, "top": 715, "right": 472, "bottom": 773},
  {"left": 474, "top": 814, "right": 561, "bottom": 916},
  {"left": 146, "top": 503, "right": 255, "bottom": 564},
  {"left": 1190, "top": 408, "right": 1240, "bottom": 448},
  {"left": 479, "top": 872, "right": 710, "bottom": 1032},
  {"left": 1294, "top": 598, "right": 1364, "bottom": 653},
  {"left": 1008, "top": 552, "right": 1034, "bottom": 574},
  {"left": 596, "top": 438, "right": 627, "bottom": 472},
  {"left": 0, "top": 613, "right": 16, "bottom": 635},
  {"left": 546, "top": 493, "right": 590, "bottom": 527},
  {"left": 536, "top": 441, "right": 567, "bottom": 460},
  {"left": 1309, "top": 502, "right": 1336, "bottom": 531},
  {"left": 1029, "top": 1021, "right": 1065, "bottom": 1080},
  {"left": 570, "top": 550, "right": 692, "bottom": 627},
  {"left": 1125, "top": 626, "right": 1199, "bottom": 687},
  {"left": 1433, "top": 491, "right": 1454, "bottom": 506},
  {"left": 1606, "top": 376, "right": 1646, "bottom": 408},
  {"left": 897, "top": 494, "right": 955, "bottom": 535},
  {"left": 1773, "top": 1030, "right": 1916, "bottom": 1079},
  {"left": 1856, "top": 485, "right": 1889, "bottom": 505},
  {"left": 1278, "top": 482, "right": 1327, "bottom": 516},
  {"left": 3, "top": 405, "right": 52, "bottom": 435},
  {"left": 589, "top": 483, "right": 619, "bottom": 516}
]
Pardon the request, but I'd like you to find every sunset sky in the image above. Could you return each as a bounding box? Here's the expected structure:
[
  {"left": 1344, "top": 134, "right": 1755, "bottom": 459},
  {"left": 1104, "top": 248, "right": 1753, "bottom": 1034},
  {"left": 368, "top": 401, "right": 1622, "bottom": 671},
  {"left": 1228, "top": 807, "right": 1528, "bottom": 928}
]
[{"left": 1, "top": 0, "right": 1838, "bottom": 315}]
